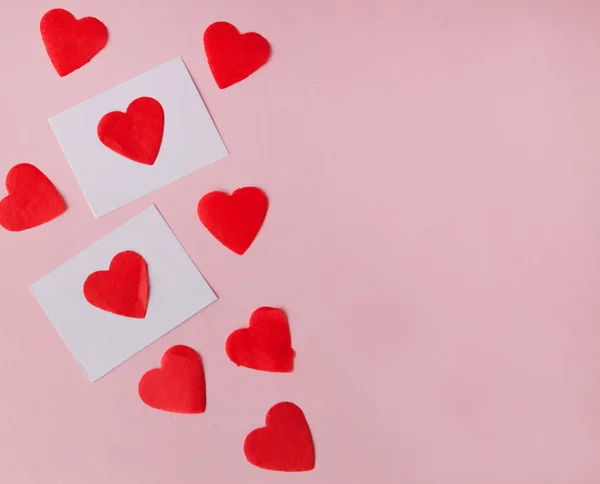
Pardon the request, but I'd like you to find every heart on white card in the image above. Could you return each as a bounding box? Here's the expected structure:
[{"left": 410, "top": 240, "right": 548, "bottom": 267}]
[
  {"left": 49, "top": 57, "right": 228, "bottom": 217},
  {"left": 30, "top": 206, "right": 217, "bottom": 382}
]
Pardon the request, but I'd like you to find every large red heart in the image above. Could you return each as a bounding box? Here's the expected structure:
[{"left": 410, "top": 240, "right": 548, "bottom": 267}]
[
  {"left": 197, "top": 186, "right": 268, "bottom": 255},
  {"left": 138, "top": 345, "right": 206, "bottom": 414},
  {"left": 40, "top": 8, "right": 108, "bottom": 77},
  {"left": 0, "top": 163, "right": 66, "bottom": 232},
  {"left": 244, "top": 402, "right": 315, "bottom": 472},
  {"left": 203, "top": 21, "right": 271, "bottom": 89},
  {"left": 226, "top": 307, "right": 295, "bottom": 372},
  {"left": 83, "top": 251, "right": 149, "bottom": 319},
  {"left": 97, "top": 97, "right": 164, "bottom": 165}
]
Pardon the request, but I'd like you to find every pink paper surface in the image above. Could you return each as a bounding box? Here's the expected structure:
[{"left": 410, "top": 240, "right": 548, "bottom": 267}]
[{"left": 1, "top": 1, "right": 600, "bottom": 483}]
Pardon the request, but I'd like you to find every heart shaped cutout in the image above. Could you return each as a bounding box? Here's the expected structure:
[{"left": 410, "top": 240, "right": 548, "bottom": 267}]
[
  {"left": 226, "top": 307, "right": 294, "bottom": 372},
  {"left": 83, "top": 250, "right": 149, "bottom": 318},
  {"left": 197, "top": 186, "right": 268, "bottom": 255},
  {"left": 40, "top": 8, "right": 108, "bottom": 77},
  {"left": 97, "top": 97, "right": 164, "bottom": 165},
  {"left": 0, "top": 163, "right": 66, "bottom": 232},
  {"left": 138, "top": 345, "right": 206, "bottom": 414},
  {"left": 203, "top": 21, "right": 271, "bottom": 89},
  {"left": 244, "top": 402, "right": 315, "bottom": 472}
]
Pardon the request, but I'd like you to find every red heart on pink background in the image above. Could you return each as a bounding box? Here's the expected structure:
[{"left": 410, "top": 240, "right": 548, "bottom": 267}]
[
  {"left": 197, "top": 186, "right": 268, "bottom": 255},
  {"left": 204, "top": 21, "right": 271, "bottom": 89},
  {"left": 244, "top": 402, "right": 315, "bottom": 472},
  {"left": 0, "top": 163, "right": 66, "bottom": 232},
  {"left": 97, "top": 97, "right": 165, "bottom": 165},
  {"left": 83, "top": 250, "right": 149, "bottom": 319},
  {"left": 40, "top": 8, "right": 108, "bottom": 77},
  {"left": 226, "top": 307, "right": 295, "bottom": 372},
  {"left": 138, "top": 345, "right": 206, "bottom": 414}
]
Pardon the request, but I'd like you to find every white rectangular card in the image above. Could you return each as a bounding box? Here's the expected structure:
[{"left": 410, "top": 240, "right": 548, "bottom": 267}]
[
  {"left": 49, "top": 56, "right": 228, "bottom": 217},
  {"left": 30, "top": 206, "right": 217, "bottom": 382}
]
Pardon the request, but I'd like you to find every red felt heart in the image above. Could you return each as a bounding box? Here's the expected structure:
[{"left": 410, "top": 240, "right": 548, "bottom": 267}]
[
  {"left": 138, "top": 345, "right": 206, "bottom": 414},
  {"left": 226, "top": 307, "right": 294, "bottom": 372},
  {"left": 197, "top": 187, "right": 268, "bottom": 255},
  {"left": 83, "top": 251, "right": 149, "bottom": 319},
  {"left": 245, "top": 402, "right": 315, "bottom": 472},
  {"left": 40, "top": 8, "right": 108, "bottom": 77},
  {"left": 0, "top": 163, "right": 66, "bottom": 232},
  {"left": 97, "top": 97, "right": 164, "bottom": 165},
  {"left": 204, "top": 21, "right": 271, "bottom": 89}
]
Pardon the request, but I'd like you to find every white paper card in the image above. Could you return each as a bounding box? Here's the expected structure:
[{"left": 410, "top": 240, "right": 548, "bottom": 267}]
[
  {"left": 49, "top": 56, "right": 228, "bottom": 217},
  {"left": 30, "top": 206, "right": 217, "bottom": 382}
]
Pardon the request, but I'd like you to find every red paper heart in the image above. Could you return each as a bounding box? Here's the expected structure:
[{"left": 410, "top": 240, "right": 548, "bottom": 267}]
[
  {"left": 0, "top": 163, "right": 66, "bottom": 232},
  {"left": 83, "top": 251, "right": 149, "bottom": 318},
  {"left": 97, "top": 97, "right": 164, "bottom": 165},
  {"left": 138, "top": 345, "right": 206, "bottom": 414},
  {"left": 204, "top": 21, "right": 271, "bottom": 89},
  {"left": 197, "top": 187, "right": 268, "bottom": 255},
  {"left": 40, "top": 8, "right": 108, "bottom": 77},
  {"left": 245, "top": 402, "right": 315, "bottom": 472},
  {"left": 226, "top": 307, "right": 294, "bottom": 372}
]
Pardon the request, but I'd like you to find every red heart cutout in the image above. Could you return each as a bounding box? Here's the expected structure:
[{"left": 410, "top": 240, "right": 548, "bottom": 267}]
[
  {"left": 40, "top": 8, "right": 108, "bottom": 77},
  {"left": 138, "top": 345, "right": 206, "bottom": 414},
  {"left": 197, "top": 186, "right": 268, "bottom": 255},
  {"left": 0, "top": 163, "right": 66, "bottom": 232},
  {"left": 203, "top": 21, "right": 270, "bottom": 89},
  {"left": 244, "top": 402, "right": 315, "bottom": 472},
  {"left": 97, "top": 97, "right": 165, "bottom": 165},
  {"left": 83, "top": 251, "right": 149, "bottom": 319},
  {"left": 226, "top": 307, "right": 295, "bottom": 372}
]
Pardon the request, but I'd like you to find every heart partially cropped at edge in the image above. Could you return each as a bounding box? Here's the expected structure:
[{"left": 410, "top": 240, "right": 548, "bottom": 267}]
[
  {"left": 97, "top": 97, "right": 164, "bottom": 165},
  {"left": 226, "top": 307, "right": 295, "bottom": 372},
  {"left": 0, "top": 163, "right": 66, "bottom": 232},
  {"left": 203, "top": 21, "right": 271, "bottom": 89},
  {"left": 197, "top": 186, "right": 268, "bottom": 255},
  {"left": 83, "top": 250, "right": 149, "bottom": 318},
  {"left": 244, "top": 402, "right": 315, "bottom": 472},
  {"left": 138, "top": 345, "right": 206, "bottom": 414},
  {"left": 40, "top": 8, "right": 108, "bottom": 77}
]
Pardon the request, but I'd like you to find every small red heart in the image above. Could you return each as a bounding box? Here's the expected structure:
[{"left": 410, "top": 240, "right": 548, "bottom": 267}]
[
  {"left": 97, "top": 97, "right": 165, "bottom": 165},
  {"left": 226, "top": 307, "right": 295, "bottom": 372},
  {"left": 244, "top": 402, "right": 315, "bottom": 472},
  {"left": 0, "top": 163, "right": 66, "bottom": 232},
  {"left": 40, "top": 8, "right": 108, "bottom": 77},
  {"left": 197, "top": 187, "right": 268, "bottom": 255},
  {"left": 204, "top": 21, "right": 271, "bottom": 89},
  {"left": 138, "top": 345, "right": 206, "bottom": 414},
  {"left": 83, "top": 251, "right": 149, "bottom": 319}
]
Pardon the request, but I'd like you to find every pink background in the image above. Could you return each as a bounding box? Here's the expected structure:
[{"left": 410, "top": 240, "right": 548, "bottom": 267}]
[{"left": 1, "top": 0, "right": 600, "bottom": 482}]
